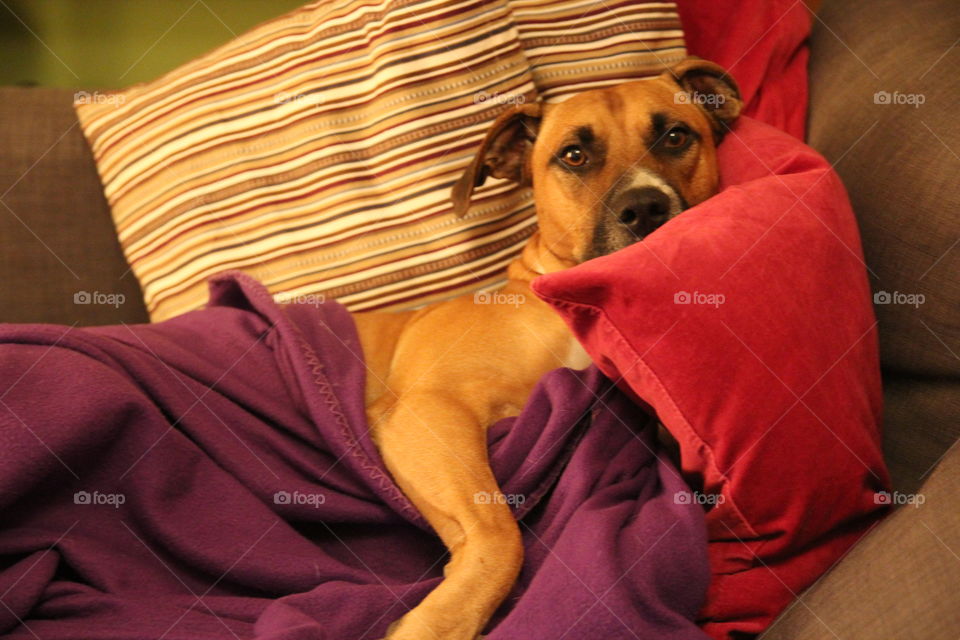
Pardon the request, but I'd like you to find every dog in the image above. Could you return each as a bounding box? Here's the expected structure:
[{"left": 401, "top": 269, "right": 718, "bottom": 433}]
[{"left": 353, "top": 57, "right": 742, "bottom": 640}]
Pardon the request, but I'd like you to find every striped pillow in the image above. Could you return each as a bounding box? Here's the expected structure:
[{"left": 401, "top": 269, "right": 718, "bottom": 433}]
[{"left": 76, "top": 0, "right": 685, "bottom": 321}]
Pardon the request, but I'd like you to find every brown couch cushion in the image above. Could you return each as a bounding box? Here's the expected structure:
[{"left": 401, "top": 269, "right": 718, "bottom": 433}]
[
  {"left": 0, "top": 87, "right": 147, "bottom": 326},
  {"left": 807, "top": 0, "right": 959, "bottom": 378},
  {"left": 761, "top": 443, "right": 960, "bottom": 639},
  {"left": 883, "top": 376, "right": 960, "bottom": 494},
  {"left": 805, "top": 0, "right": 960, "bottom": 489}
]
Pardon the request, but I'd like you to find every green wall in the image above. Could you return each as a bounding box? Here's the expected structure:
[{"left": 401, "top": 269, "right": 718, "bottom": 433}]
[{"left": 0, "top": 1, "right": 305, "bottom": 88}]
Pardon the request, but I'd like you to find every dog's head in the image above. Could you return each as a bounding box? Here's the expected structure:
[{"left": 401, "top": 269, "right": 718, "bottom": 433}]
[{"left": 452, "top": 57, "right": 742, "bottom": 266}]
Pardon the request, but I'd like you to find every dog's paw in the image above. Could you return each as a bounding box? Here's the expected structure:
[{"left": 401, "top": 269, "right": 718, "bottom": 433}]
[{"left": 380, "top": 618, "right": 486, "bottom": 640}]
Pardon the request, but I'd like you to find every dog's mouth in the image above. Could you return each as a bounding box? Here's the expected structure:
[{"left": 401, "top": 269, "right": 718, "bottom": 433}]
[{"left": 586, "top": 172, "right": 686, "bottom": 260}]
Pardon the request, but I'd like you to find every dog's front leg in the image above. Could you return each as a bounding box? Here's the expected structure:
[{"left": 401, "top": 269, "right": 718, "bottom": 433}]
[{"left": 370, "top": 389, "right": 523, "bottom": 640}]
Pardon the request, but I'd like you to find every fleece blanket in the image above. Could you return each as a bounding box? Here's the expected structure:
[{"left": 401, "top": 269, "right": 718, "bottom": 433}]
[{"left": 0, "top": 273, "right": 709, "bottom": 640}]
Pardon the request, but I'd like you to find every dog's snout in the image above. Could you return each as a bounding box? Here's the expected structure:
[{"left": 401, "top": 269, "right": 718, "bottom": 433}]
[{"left": 613, "top": 187, "right": 672, "bottom": 234}]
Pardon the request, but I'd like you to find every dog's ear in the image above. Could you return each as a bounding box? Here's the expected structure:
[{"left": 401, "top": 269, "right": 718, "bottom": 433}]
[
  {"left": 667, "top": 57, "right": 742, "bottom": 140},
  {"left": 451, "top": 102, "right": 542, "bottom": 218}
]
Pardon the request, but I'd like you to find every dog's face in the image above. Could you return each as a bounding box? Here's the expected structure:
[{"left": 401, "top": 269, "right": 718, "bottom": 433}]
[{"left": 453, "top": 58, "right": 742, "bottom": 265}]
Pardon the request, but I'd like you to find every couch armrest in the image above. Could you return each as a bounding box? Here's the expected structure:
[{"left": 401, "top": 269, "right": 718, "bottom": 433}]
[
  {"left": 0, "top": 87, "right": 148, "bottom": 325},
  {"left": 761, "top": 442, "right": 960, "bottom": 638}
]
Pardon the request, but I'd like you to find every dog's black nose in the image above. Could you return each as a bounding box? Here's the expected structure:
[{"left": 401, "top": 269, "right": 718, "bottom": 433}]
[{"left": 613, "top": 187, "right": 672, "bottom": 235}]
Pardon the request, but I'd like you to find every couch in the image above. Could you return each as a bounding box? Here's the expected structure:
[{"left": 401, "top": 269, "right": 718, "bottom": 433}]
[{"left": 1, "top": 0, "right": 957, "bottom": 636}]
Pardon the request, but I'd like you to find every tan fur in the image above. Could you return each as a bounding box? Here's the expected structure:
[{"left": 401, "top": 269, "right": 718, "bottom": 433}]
[{"left": 356, "top": 59, "right": 741, "bottom": 640}]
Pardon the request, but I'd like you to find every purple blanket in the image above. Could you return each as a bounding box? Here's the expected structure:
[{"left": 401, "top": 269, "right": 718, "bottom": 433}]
[{"left": 0, "top": 273, "right": 709, "bottom": 640}]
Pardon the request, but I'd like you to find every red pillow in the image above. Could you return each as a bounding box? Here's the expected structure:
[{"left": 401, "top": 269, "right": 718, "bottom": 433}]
[{"left": 531, "top": 117, "right": 891, "bottom": 639}]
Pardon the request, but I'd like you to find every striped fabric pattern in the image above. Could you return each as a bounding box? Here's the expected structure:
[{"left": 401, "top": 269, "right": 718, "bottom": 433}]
[{"left": 76, "top": 0, "right": 685, "bottom": 322}]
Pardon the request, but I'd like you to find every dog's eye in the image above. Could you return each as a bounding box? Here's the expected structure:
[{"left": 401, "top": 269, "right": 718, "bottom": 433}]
[
  {"left": 664, "top": 128, "right": 689, "bottom": 148},
  {"left": 559, "top": 145, "right": 587, "bottom": 167}
]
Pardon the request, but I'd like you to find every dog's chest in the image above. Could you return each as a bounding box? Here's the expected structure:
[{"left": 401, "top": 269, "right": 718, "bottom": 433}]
[{"left": 561, "top": 337, "right": 593, "bottom": 370}]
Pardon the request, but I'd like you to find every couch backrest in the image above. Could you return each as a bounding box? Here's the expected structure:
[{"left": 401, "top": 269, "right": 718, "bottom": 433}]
[
  {"left": 806, "top": 0, "right": 959, "bottom": 492},
  {"left": 0, "top": 87, "right": 148, "bottom": 326}
]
